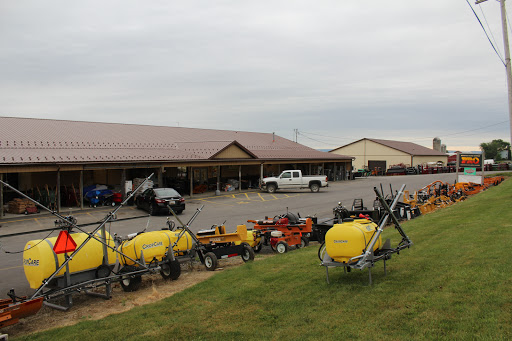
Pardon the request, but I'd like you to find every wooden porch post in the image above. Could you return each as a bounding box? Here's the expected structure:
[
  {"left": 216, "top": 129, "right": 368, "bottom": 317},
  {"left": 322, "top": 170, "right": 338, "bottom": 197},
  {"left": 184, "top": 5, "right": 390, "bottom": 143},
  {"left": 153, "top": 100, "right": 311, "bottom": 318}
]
[
  {"left": 80, "top": 170, "right": 84, "bottom": 210},
  {"left": 57, "top": 169, "right": 61, "bottom": 213},
  {"left": 239, "top": 165, "right": 242, "bottom": 192},
  {"left": 189, "top": 167, "right": 193, "bottom": 197},
  {"left": 0, "top": 173, "right": 4, "bottom": 218}
]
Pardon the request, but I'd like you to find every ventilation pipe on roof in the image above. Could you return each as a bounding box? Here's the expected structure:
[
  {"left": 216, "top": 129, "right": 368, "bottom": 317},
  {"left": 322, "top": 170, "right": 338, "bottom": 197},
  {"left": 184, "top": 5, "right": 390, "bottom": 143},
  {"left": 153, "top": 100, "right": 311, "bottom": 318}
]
[{"left": 273, "top": 132, "right": 275, "bottom": 142}]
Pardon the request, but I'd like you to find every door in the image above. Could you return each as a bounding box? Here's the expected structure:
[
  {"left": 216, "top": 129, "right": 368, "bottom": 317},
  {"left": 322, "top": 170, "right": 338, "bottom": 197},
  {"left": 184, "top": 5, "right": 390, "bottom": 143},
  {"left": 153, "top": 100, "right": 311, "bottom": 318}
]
[
  {"left": 368, "top": 160, "right": 386, "bottom": 176},
  {"left": 279, "top": 171, "right": 293, "bottom": 189},
  {"left": 289, "top": 170, "right": 302, "bottom": 188}
]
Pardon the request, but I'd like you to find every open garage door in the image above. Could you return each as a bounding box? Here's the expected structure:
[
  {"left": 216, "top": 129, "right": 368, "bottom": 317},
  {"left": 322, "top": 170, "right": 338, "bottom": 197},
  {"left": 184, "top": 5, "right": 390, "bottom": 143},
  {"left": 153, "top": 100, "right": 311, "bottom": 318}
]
[{"left": 368, "top": 160, "right": 386, "bottom": 176}]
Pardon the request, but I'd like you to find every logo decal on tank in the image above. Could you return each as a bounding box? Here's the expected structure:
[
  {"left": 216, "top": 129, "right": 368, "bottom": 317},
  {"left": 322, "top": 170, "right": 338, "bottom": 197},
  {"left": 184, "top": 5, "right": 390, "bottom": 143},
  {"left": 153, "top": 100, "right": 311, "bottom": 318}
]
[
  {"left": 142, "top": 241, "right": 163, "bottom": 249},
  {"left": 23, "top": 258, "right": 40, "bottom": 266}
]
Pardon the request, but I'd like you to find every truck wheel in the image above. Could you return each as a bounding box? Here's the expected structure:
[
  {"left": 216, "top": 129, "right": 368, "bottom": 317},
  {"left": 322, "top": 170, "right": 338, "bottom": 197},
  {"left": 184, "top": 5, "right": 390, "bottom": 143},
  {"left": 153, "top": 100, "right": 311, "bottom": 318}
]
[
  {"left": 240, "top": 243, "right": 255, "bottom": 262},
  {"left": 267, "top": 184, "right": 277, "bottom": 193},
  {"left": 254, "top": 241, "right": 263, "bottom": 253},
  {"left": 275, "top": 241, "right": 288, "bottom": 254},
  {"left": 119, "top": 266, "right": 142, "bottom": 292},
  {"left": 204, "top": 252, "right": 218, "bottom": 271},
  {"left": 310, "top": 183, "right": 320, "bottom": 193},
  {"left": 160, "top": 259, "right": 181, "bottom": 280}
]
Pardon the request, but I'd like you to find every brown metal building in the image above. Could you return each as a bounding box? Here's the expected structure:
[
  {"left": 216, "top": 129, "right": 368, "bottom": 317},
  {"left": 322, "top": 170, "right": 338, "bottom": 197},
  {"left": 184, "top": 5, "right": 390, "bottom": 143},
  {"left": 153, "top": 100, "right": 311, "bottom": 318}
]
[{"left": 0, "top": 117, "right": 353, "bottom": 215}]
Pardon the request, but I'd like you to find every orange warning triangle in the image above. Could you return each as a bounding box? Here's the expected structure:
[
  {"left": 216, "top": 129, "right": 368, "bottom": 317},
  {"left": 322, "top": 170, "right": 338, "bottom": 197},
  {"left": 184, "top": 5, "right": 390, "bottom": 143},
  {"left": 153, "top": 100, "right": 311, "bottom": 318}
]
[{"left": 53, "top": 231, "right": 77, "bottom": 254}]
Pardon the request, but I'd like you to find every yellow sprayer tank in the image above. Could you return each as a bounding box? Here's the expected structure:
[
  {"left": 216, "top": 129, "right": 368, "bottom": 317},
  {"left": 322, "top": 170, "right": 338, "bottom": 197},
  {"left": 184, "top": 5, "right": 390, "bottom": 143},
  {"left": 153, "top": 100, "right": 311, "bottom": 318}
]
[
  {"left": 120, "top": 229, "right": 194, "bottom": 266},
  {"left": 235, "top": 228, "right": 261, "bottom": 248},
  {"left": 325, "top": 219, "right": 381, "bottom": 263},
  {"left": 23, "top": 231, "right": 117, "bottom": 289}
]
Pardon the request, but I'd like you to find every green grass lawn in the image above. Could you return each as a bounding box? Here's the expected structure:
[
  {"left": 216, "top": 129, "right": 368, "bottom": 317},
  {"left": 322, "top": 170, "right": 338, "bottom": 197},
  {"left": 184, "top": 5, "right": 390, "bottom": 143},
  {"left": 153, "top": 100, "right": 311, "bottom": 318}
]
[{"left": 17, "top": 179, "right": 512, "bottom": 340}]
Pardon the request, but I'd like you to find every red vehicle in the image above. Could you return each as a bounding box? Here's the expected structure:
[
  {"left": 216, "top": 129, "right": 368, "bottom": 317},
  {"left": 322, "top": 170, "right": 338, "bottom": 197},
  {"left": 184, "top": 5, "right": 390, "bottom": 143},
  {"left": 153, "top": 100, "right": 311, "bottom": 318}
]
[{"left": 247, "top": 212, "right": 313, "bottom": 254}]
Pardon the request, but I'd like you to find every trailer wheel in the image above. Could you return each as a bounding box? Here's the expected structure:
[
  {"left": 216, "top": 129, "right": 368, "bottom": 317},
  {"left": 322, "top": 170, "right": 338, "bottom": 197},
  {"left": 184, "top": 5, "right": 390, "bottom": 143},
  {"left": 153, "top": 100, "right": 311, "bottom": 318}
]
[
  {"left": 96, "top": 264, "right": 112, "bottom": 278},
  {"left": 267, "top": 184, "right": 277, "bottom": 193},
  {"left": 302, "top": 236, "right": 310, "bottom": 247},
  {"left": 160, "top": 259, "right": 181, "bottom": 280},
  {"left": 318, "top": 242, "right": 327, "bottom": 261},
  {"left": 309, "top": 183, "right": 320, "bottom": 193},
  {"left": 296, "top": 236, "right": 309, "bottom": 249},
  {"left": 204, "top": 252, "right": 218, "bottom": 271},
  {"left": 254, "top": 241, "right": 263, "bottom": 253},
  {"left": 119, "top": 266, "right": 142, "bottom": 292},
  {"left": 275, "top": 241, "right": 288, "bottom": 254},
  {"left": 241, "top": 243, "right": 255, "bottom": 262}
]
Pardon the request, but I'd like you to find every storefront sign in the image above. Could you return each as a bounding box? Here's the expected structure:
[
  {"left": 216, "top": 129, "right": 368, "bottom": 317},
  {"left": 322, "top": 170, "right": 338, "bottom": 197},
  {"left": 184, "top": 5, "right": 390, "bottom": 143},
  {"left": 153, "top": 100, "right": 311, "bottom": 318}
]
[
  {"left": 463, "top": 168, "right": 476, "bottom": 176},
  {"left": 459, "top": 154, "right": 482, "bottom": 168}
]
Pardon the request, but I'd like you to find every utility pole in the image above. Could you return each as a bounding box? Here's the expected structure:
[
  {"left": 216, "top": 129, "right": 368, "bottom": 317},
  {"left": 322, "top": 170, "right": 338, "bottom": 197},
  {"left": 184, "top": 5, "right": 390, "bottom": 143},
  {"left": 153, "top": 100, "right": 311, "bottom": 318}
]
[{"left": 476, "top": 0, "right": 512, "bottom": 144}]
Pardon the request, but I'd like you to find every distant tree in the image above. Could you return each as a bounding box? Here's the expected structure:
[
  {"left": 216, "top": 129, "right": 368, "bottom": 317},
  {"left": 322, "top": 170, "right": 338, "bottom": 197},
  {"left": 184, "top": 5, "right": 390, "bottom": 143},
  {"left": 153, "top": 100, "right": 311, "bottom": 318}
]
[{"left": 480, "top": 139, "right": 511, "bottom": 160}]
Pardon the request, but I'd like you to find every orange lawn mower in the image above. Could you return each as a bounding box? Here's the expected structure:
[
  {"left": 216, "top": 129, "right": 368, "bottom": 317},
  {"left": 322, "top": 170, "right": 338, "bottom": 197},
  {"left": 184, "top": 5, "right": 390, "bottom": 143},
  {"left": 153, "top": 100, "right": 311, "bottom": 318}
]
[{"left": 247, "top": 212, "right": 313, "bottom": 254}]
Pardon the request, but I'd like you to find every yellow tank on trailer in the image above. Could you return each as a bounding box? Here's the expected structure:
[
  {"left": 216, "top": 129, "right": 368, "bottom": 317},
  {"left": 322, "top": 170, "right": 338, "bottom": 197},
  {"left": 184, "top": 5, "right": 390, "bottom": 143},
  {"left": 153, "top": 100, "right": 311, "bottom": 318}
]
[
  {"left": 234, "top": 227, "right": 261, "bottom": 248},
  {"left": 23, "top": 231, "right": 117, "bottom": 289},
  {"left": 120, "top": 228, "right": 194, "bottom": 266},
  {"left": 325, "top": 219, "right": 381, "bottom": 263}
]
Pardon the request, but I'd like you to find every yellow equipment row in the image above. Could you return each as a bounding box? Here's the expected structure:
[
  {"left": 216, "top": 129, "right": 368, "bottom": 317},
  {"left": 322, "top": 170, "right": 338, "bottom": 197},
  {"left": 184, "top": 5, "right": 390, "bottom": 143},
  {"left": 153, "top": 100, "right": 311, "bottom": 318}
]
[{"left": 23, "top": 224, "right": 260, "bottom": 290}]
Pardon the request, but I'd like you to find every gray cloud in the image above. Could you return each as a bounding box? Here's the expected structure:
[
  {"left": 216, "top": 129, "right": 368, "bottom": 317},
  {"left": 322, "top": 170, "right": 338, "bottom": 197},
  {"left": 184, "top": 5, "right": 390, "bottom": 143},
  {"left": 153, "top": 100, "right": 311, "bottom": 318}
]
[{"left": 0, "top": 0, "right": 509, "bottom": 150}]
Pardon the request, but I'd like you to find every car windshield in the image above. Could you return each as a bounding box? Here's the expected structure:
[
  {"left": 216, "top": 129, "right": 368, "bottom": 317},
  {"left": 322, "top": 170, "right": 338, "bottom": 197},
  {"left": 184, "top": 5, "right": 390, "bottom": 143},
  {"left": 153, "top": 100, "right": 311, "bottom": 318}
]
[{"left": 154, "top": 188, "right": 180, "bottom": 197}]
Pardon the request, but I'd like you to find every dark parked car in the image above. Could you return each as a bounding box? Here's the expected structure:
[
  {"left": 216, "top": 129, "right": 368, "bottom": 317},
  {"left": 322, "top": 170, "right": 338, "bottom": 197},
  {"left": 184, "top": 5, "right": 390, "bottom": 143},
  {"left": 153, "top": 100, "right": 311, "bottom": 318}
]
[{"left": 135, "top": 188, "right": 185, "bottom": 215}]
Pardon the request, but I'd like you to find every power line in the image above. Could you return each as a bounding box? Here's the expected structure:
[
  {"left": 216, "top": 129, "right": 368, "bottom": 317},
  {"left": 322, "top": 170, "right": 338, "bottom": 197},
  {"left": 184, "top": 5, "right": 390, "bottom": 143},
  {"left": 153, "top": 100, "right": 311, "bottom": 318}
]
[
  {"left": 478, "top": 2, "right": 504, "bottom": 61},
  {"left": 297, "top": 132, "right": 340, "bottom": 147},
  {"left": 301, "top": 120, "right": 508, "bottom": 142},
  {"left": 506, "top": 2, "right": 512, "bottom": 39},
  {"left": 438, "top": 120, "right": 508, "bottom": 137},
  {"left": 466, "top": 0, "right": 506, "bottom": 65},
  {"left": 298, "top": 131, "right": 358, "bottom": 140}
]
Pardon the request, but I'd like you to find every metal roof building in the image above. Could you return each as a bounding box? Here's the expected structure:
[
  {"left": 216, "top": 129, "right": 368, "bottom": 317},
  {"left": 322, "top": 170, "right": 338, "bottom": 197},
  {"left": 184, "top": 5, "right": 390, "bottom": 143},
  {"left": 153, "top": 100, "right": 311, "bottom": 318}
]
[
  {"left": 0, "top": 117, "right": 353, "bottom": 215},
  {"left": 330, "top": 138, "right": 448, "bottom": 174}
]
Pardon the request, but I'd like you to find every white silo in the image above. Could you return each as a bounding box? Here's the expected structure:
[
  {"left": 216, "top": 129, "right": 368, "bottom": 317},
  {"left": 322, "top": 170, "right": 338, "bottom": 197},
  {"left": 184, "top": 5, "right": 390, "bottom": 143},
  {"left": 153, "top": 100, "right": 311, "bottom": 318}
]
[{"left": 433, "top": 137, "right": 441, "bottom": 151}]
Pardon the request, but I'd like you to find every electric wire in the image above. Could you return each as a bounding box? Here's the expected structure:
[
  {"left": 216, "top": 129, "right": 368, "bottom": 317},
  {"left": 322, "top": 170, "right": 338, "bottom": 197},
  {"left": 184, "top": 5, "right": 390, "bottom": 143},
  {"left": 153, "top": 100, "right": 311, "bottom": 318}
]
[
  {"left": 505, "top": 2, "right": 512, "bottom": 47},
  {"left": 466, "top": 0, "right": 506, "bottom": 65},
  {"left": 297, "top": 132, "right": 340, "bottom": 147},
  {"left": 299, "top": 120, "right": 508, "bottom": 146},
  {"left": 0, "top": 228, "right": 58, "bottom": 254},
  {"left": 478, "top": 2, "right": 504, "bottom": 61},
  {"left": 434, "top": 120, "right": 508, "bottom": 137}
]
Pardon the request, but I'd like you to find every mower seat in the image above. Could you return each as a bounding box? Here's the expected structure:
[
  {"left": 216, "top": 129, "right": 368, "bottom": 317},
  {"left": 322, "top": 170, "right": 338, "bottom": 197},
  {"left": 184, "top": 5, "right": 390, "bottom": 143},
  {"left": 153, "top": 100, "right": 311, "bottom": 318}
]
[{"left": 285, "top": 212, "right": 300, "bottom": 224}]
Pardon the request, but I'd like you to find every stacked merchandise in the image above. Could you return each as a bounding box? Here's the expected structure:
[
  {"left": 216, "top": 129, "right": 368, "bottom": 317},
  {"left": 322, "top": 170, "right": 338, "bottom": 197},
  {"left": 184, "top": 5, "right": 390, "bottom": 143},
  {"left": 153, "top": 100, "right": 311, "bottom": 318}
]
[
  {"left": 132, "top": 178, "right": 154, "bottom": 196},
  {"left": 8, "top": 198, "right": 36, "bottom": 214}
]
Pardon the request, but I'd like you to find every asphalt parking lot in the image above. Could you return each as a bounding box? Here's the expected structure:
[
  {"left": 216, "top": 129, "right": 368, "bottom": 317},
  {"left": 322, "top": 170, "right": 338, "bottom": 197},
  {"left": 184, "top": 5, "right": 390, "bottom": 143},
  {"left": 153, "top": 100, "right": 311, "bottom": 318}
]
[{"left": 0, "top": 172, "right": 500, "bottom": 297}]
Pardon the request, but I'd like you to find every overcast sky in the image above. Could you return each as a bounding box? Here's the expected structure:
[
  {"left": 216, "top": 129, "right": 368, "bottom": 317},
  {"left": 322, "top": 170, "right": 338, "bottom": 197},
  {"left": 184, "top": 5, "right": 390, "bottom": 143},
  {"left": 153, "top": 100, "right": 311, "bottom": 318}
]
[{"left": 1, "top": 1, "right": 511, "bottom": 151}]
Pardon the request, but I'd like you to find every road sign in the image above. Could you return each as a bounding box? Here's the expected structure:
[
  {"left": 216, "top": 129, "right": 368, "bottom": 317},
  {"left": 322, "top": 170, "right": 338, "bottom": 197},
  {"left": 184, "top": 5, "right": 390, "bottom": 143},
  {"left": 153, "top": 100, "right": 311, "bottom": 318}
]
[{"left": 53, "top": 231, "right": 77, "bottom": 254}]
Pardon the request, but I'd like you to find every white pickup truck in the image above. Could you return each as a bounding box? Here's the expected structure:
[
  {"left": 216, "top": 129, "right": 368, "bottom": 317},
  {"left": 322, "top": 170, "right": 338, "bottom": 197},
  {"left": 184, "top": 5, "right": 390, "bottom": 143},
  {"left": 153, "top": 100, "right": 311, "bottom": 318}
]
[{"left": 260, "top": 170, "right": 328, "bottom": 193}]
